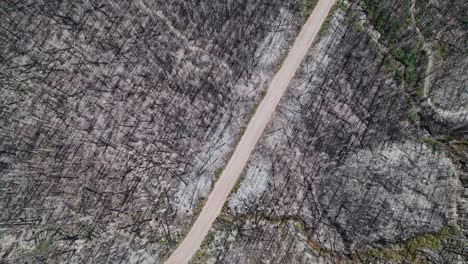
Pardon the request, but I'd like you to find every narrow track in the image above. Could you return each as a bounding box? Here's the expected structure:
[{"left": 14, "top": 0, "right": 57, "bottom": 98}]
[{"left": 410, "top": 0, "right": 468, "bottom": 122}]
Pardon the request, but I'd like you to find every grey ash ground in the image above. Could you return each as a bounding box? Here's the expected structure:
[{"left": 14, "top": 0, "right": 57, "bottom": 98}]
[
  {"left": 0, "top": 0, "right": 467, "bottom": 263},
  {"left": 0, "top": 0, "right": 309, "bottom": 262},
  {"left": 196, "top": 1, "right": 467, "bottom": 263}
]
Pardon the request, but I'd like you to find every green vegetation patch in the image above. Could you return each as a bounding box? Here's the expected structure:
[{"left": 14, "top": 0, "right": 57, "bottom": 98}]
[
  {"left": 423, "top": 135, "right": 456, "bottom": 151},
  {"left": 360, "top": 0, "right": 411, "bottom": 46},
  {"left": 34, "top": 239, "right": 53, "bottom": 257},
  {"left": 213, "top": 167, "right": 223, "bottom": 183},
  {"left": 3, "top": 4, "right": 14, "bottom": 13},
  {"left": 300, "top": 0, "right": 319, "bottom": 17},
  {"left": 317, "top": 0, "right": 347, "bottom": 40},
  {"left": 360, "top": 0, "right": 429, "bottom": 99},
  {"left": 216, "top": 214, "right": 235, "bottom": 228},
  {"left": 203, "top": 231, "right": 216, "bottom": 247},
  {"left": 190, "top": 249, "right": 211, "bottom": 264},
  {"left": 191, "top": 231, "right": 218, "bottom": 264},
  {"left": 393, "top": 46, "right": 425, "bottom": 87},
  {"left": 355, "top": 226, "right": 460, "bottom": 262}
]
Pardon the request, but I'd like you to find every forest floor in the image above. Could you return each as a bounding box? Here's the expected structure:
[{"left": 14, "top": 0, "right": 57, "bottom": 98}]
[
  {"left": 409, "top": 0, "right": 468, "bottom": 123},
  {"left": 165, "top": 0, "right": 337, "bottom": 263}
]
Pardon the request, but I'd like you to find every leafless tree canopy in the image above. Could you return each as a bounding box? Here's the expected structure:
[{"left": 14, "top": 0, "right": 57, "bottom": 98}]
[
  {"left": 196, "top": 0, "right": 467, "bottom": 263},
  {"left": 0, "top": 0, "right": 466, "bottom": 263},
  {"left": 0, "top": 0, "right": 308, "bottom": 262}
]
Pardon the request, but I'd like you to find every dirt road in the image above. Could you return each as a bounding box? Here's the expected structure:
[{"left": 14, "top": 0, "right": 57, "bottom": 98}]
[
  {"left": 165, "top": 1, "right": 337, "bottom": 263},
  {"left": 410, "top": 0, "right": 468, "bottom": 123}
]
